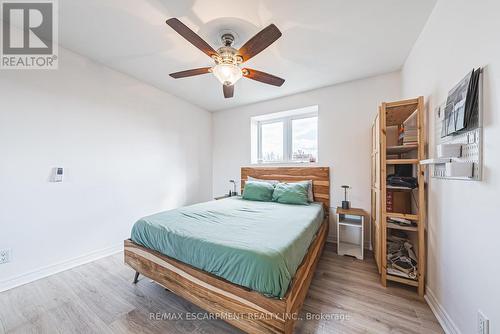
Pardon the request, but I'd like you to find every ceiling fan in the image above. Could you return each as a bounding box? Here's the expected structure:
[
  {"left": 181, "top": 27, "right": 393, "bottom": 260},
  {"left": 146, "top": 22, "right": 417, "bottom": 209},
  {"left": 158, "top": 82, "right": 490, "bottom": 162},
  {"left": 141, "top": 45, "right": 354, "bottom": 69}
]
[{"left": 166, "top": 18, "right": 285, "bottom": 99}]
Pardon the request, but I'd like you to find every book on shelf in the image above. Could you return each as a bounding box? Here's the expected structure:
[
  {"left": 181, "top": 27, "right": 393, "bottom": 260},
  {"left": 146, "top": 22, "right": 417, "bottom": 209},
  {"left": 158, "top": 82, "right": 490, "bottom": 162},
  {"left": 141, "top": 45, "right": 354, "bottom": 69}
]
[
  {"left": 402, "top": 110, "right": 418, "bottom": 145},
  {"left": 388, "top": 217, "right": 417, "bottom": 227}
]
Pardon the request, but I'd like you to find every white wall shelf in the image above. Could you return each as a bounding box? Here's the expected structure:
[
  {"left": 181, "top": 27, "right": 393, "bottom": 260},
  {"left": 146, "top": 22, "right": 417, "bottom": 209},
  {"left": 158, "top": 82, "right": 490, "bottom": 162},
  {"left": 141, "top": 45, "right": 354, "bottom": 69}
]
[{"left": 429, "top": 70, "right": 483, "bottom": 181}]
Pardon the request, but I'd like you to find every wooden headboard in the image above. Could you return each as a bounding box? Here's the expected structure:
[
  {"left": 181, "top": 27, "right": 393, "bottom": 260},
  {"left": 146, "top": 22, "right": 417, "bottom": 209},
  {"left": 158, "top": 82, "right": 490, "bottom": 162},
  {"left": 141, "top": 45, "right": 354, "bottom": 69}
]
[{"left": 241, "top": 167, "right": 330, "bottom": 213}]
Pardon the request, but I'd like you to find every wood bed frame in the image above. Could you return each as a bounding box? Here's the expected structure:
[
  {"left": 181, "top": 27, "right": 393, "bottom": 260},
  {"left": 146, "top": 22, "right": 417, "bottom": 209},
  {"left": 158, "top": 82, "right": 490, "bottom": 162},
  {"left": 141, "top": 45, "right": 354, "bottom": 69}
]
[{"left": 124, "top": 167, "right": 330, "bottom": 334}]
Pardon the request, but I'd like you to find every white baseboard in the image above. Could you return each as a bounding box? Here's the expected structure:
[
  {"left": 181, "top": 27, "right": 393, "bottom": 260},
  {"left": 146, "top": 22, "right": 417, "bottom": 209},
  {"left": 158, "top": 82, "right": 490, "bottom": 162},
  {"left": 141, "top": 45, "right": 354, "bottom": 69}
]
[
  {"left": 425, "top": 287, "right": 461, "bottom": 334},
  {"left": 0, "top": 243, "right": 123, "bottom": 293}
]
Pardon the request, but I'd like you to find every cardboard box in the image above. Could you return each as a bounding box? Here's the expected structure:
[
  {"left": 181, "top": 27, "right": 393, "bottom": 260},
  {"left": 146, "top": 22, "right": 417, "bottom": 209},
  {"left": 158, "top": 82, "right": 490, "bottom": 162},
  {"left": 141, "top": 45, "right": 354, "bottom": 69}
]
[{"left": 386, "top": 191, "right": 411, "bottom": 213}]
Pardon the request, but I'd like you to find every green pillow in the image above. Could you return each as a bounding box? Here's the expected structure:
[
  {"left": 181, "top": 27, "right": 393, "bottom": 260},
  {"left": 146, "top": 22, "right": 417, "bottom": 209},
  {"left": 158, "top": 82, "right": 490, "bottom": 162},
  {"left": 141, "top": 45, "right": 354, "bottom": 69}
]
[
  {"left": 272, "top": 182, "right": 310, "bottom": 205},
  {"left": 242, "top": 181, "right": 275, "bottom": 201}
]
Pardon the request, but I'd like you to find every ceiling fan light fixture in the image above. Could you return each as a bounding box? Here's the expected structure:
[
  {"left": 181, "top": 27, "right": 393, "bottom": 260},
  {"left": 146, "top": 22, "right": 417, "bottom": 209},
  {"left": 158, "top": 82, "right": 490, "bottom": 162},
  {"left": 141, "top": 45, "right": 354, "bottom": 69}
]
[
  {"left": 166, "top": 18, "right": 285, "bottom": 98},
  {"left": 212, "top": 63, "right": 242, "bottom": 86}
]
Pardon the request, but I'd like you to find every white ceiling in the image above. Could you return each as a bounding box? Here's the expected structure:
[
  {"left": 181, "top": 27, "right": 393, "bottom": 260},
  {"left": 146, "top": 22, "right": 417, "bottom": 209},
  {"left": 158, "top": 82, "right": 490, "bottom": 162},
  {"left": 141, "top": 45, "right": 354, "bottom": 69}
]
[{"left": 58, "top": 0, "right": 436, "bottom": 111}]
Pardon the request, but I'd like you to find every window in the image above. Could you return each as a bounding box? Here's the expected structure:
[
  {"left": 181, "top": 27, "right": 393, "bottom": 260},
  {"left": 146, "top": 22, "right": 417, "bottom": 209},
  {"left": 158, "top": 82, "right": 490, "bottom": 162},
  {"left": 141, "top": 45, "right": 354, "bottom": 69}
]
[
  {"left": 251, "top": 106, "right": 318, "bottom": 164},
  {"left": 260, "top": 121, "right": 284, "bottom": 162},
  {"left": 291, "top": 117, "right": 318, "bottom": 162}
]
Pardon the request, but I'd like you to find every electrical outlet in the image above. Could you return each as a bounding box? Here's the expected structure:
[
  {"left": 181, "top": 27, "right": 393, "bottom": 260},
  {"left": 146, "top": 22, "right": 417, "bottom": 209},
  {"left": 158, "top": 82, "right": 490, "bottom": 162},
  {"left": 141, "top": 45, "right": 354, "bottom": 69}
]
[
  {"left": 0, "top": 249, "right": 11, "bottom": 264},
  {"left": 478, "top": 310, "right": 489, "bottom": 334}
]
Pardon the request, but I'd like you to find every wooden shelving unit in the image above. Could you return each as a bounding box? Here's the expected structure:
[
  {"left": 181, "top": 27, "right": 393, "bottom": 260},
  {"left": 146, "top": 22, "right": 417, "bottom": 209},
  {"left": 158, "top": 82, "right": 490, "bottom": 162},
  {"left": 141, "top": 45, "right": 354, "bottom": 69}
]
[
  {"left": 371, "top": 97, "right": 426, "bottom": 297},
  {"left": 371, "top": 112, "right": 382, "bottom": 274}
]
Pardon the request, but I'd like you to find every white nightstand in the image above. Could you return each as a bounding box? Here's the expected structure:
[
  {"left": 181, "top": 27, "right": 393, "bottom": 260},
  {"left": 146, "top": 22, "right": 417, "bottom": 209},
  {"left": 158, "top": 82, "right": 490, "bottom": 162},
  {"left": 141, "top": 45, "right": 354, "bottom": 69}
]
[{"left": 336, "top": 207, "right": 365, "bottom": 260}]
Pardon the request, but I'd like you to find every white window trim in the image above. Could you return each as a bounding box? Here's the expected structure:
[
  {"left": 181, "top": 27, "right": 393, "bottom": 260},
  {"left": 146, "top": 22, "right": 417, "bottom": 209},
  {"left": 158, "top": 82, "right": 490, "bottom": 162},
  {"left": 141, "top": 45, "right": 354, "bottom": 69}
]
[{"left": 255, "top": 108, "right": 318, "bottom": 164}]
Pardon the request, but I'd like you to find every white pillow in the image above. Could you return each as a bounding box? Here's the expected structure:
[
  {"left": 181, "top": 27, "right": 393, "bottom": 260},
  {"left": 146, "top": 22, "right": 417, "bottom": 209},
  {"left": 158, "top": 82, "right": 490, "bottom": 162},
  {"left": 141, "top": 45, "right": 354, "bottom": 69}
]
[{"left": 247, "top": 176, "right": 279, "bottom": 185}]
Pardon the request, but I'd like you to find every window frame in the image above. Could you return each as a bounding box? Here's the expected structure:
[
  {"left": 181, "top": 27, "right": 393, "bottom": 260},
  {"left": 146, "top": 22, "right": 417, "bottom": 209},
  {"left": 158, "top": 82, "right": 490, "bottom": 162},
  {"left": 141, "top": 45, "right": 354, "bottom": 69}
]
[{"left": 256, "top": 110, "right": 318, "bottom": 164}]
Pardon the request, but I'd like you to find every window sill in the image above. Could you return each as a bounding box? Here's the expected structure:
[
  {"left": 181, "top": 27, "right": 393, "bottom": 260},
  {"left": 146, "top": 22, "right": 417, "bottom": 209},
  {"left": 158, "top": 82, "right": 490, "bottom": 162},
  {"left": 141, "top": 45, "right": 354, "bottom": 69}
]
[{"left": 250, "top": 161, "right": 319, "bottom": 166}]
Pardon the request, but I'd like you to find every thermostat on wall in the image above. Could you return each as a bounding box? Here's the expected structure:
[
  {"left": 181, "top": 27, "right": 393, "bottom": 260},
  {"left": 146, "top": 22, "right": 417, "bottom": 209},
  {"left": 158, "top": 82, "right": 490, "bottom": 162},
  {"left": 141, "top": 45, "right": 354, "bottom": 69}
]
[{"left": 52, "top": 167, "right": 64, "bottom": 182}]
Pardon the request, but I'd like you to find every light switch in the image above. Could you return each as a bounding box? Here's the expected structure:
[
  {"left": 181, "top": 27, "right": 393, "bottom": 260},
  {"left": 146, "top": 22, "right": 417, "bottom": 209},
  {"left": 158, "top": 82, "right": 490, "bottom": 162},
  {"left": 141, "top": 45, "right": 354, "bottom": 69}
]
[{"left": 52, "top": 167, "right": 63, "bottom": 182}]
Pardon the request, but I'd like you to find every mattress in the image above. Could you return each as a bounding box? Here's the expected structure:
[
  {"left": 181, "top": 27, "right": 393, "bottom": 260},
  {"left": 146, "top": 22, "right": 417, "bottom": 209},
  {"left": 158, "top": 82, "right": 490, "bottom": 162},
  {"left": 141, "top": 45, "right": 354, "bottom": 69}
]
[{"left": 130, "top": 197, "right": 324, "bottom": 298}]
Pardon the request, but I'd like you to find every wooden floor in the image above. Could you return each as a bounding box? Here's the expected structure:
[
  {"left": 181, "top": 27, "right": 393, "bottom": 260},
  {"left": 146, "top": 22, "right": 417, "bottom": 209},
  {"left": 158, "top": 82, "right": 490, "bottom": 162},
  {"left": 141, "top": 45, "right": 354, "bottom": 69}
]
[{"left": 0, "top": 244, "right": 443, "bottom": 334}]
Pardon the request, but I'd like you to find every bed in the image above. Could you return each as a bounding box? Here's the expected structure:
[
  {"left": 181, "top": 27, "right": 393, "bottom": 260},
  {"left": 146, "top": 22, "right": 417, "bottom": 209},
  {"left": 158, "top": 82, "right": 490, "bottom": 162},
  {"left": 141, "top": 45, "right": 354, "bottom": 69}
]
[{"left": 124, "top": 167, "right": 330, "bottom": 334}]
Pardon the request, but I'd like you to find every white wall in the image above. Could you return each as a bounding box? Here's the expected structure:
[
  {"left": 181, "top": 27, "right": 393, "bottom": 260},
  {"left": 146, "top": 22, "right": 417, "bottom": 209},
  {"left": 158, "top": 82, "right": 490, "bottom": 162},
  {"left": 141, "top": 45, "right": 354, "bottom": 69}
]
[
  {"left": 0, "top": 47, "right": 212, "bottom": 291},
  {"left": 212, "top": 72, "right": 401, "bottom": 243},
  {"left": 401, "top": 0, "right": 500, "bottom": 332}
]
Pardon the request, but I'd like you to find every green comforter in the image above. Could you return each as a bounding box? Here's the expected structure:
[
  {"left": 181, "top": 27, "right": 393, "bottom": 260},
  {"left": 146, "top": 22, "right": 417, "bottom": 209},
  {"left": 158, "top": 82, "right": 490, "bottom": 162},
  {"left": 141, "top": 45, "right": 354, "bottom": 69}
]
[{"left": 131, "top": 197, "right": 324, "bottom": 298}]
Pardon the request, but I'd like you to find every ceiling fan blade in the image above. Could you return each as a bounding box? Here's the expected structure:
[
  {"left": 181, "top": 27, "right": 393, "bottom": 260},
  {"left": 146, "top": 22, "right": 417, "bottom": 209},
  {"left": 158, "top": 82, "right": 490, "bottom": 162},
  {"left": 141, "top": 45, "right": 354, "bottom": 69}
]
[
  {"left": 169, "top": 67, "right": 211, "bottom": 79},
  {"left": 242, "top": 68, "right": 285, "bottom": 87},
  {"left": 166, "top": 18, "right": 217, "bottom": 58},
  {"left": 237, "top": 24, "right": 282, "bottom": 62},
  {"left": 223, "top": 85, "right": 234, "bottom": 98}
]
